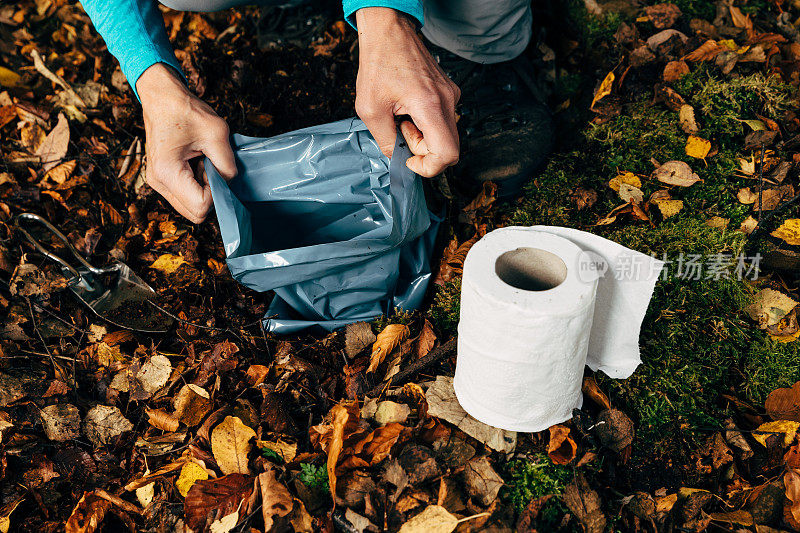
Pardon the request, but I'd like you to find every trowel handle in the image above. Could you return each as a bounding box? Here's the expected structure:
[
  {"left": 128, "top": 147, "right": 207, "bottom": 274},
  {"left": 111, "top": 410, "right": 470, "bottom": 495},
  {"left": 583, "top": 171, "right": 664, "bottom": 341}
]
[{"left": 12, "top": 213, "right": 119, "bottom": 279}]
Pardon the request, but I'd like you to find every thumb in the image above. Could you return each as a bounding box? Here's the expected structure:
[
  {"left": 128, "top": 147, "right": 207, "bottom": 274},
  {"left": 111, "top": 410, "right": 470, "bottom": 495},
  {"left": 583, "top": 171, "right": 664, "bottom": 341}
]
[{"left": 200, "top": 134, "right": 237, "bottom": 180}]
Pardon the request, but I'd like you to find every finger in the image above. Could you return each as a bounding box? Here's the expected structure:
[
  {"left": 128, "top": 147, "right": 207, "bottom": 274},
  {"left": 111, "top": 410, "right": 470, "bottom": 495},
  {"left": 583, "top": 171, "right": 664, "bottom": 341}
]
[
  {"left": 403, "top": 110, "right": 459, "bottom": 177},
  {"left": 149, "top": 162, "right": 213, "bottom": 224},
  {"left": 356, "top": 100, "right": 398, "bottom": 159},
  {"left": 400, "top": 120, "right": 428, "bottom": 156},
  {"left": 200, "top": 131, "right": 237, "bottom": 180}
]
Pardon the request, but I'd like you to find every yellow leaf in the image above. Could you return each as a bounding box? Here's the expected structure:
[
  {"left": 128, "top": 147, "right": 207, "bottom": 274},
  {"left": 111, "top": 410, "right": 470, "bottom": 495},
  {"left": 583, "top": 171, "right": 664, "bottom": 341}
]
[
  {"left": 738, "top": 156, "right": 755, "bottom": 175},
  {"left": 135, "top": 471, "right": 155, "bottom": 508},
  {"left": 368, "top": 324, "right": 409, "bottom": 373},
  {"left": 211, "top": 416, "right": 256, "bottom": 474},
  {"left": 0, "top": 66, "right": 21, "bottom": 88},
  {"left": 655, "top": 199, "right": 683, "bottom": 218},
  {"left": 678, "top": 487, "right": 709, "bottom": 498},
  {"left": 753, "top": 420, "right": 800, "bottom": 447},
  {"left": 591, "top": 71, "right": 615, "bottom": 109},
  {"left": 741, "top": 119, "right": 766, "bottom": 131},
  {"left": 176, "top": 461, "right": 209, "bottom": 497},
  {"left": 150, "top": 253, "right": 186, "bottom": 275},
  {"left": 0, "top": 497, "right": 23, "bottom": 533},
  {"left": 686, "top": 135, "right": 711, "bottom": 159},
  {"left": 772, "top": 219, "right": 800, "bottom": 246},
  {"left": 740, "top": 216, "right": 758, "bottom": 234},
  {"left": 770, "top": 329, "right": 800, "bottom": 343},
  {"left": 398, "top": 505, "right": 459, "bottom": 533},
  {"left": 608, "top": 171, "right": 641, "bottom": 192},
  {"left": 737, "top": 187, "right": 757, "bottom": 205},
  {"left": 256, "top": 436, "right": 298, "bottom": 463}
]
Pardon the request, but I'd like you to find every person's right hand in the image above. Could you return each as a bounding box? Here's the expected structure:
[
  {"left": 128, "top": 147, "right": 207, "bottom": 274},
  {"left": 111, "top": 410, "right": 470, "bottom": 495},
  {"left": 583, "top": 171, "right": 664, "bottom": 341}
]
[{"left": 137, "top": 63, "right": 237, "bottom": 224}]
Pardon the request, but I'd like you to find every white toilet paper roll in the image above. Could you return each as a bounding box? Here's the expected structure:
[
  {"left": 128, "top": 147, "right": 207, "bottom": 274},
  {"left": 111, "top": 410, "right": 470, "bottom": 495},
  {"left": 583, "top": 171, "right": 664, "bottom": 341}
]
[
  {"left": 454, "top": 228, "right": 598, "bottom": 432},
  {"left": 454, "top": 226, "right": 664, "bottom": 432}
]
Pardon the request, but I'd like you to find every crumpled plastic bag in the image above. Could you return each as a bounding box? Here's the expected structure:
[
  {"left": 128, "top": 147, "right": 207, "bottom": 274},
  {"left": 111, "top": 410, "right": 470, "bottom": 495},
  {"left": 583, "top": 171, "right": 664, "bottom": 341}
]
[{"left": 206, "top": 118, "right": 440, "bottom": 334}]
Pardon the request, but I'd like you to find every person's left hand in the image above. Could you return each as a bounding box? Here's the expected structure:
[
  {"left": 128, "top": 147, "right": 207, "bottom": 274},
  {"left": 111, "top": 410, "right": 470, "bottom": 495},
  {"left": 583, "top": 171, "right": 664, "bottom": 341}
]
[{"left": 354, "top": 7, "right": 461, "bottom": 177}]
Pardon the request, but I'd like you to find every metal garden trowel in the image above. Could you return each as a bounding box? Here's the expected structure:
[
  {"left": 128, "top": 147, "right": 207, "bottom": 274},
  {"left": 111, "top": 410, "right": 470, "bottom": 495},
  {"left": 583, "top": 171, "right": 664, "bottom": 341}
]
[{"left": 14, "top": 213, "right": 174, "bottom": 333}]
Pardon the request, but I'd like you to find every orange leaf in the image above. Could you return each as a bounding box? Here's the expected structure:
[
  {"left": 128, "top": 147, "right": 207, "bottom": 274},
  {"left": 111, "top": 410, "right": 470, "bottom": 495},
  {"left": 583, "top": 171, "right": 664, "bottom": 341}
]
[
  {"left": 434, "top": 224, "right": 487, "bottom": 285},
  {"left": 591, "top": 71, "right": 615, "bottom": 109},
  {"left": 368, "top": 324, "right": 409, "bottom": 373},
  {"left": 547, "top": 425, "right": 577, "bottom": 465},
  {"left": 582, "top": 377, "right": 612, "bottom": 410},
  {"left": 326, "top": 403, "right": 352, "bottom": 505},
  {"left": 684, "top": 40, "right": 724, "bottom": 62},
  {"left": 65, "top": 492, "right": 111, "bottom": 533},
  {"left": 415, "top": 319, "right": 437, "bottom": 360}
]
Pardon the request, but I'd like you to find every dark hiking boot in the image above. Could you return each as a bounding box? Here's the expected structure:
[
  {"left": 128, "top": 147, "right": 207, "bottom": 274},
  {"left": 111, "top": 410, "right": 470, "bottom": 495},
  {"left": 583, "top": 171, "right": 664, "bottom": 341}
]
[{"left": 426, "top": 43, "right": 554, "bottom": 199}]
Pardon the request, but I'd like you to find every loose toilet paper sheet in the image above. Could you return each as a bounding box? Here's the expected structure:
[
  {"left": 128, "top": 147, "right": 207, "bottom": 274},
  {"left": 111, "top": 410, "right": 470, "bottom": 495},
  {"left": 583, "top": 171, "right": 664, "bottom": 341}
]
[
  {"left": 454, "top": 226, "right": 664, "bottom": 432},
  {"left": 531, "top": 226, "right": 665, "bottom": 379}
]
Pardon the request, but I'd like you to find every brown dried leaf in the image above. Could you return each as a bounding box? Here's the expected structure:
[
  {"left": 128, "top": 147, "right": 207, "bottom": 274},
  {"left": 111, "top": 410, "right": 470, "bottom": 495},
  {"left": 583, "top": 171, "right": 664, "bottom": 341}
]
[
  {"left": 145, "top": 408, "right": 179, "bottom": 432},
  {"left": 64, "top": 492, "right": 111, "bottom": 533},
  {"left": 766, "top": 382, "right": 800, "bottom": 422},
  {"left": 184, "top": 473, "right": 255, "bottom": 531},
  {"left": 645, "top": 3, "right": 682, "bottom": 29},
  {"left": 684, "top": 39, "right": 724, "bottom": 62},
  {"left": 211, "top": 416, "right": 255, "bottom": 475},
  {"left": 257, "top": 468, "right": 293, "bottom": 531},
  {"left": 547, "top": 425, "right": 577, "bottom": 464},
  {"left": 664, "top": 60, "right": 690, "bottom": 82},
  {"left": 368, "top": 324, "right": 409, "bottom": 373},
  {"left": 582, "top": 376, "right": 612, "bottom": 410},
  {"left": 36, "top": 113, "right": 69, "bottom": 171},
  {"left": 652, "top": 160, "right": 701, "bottom": 187}
]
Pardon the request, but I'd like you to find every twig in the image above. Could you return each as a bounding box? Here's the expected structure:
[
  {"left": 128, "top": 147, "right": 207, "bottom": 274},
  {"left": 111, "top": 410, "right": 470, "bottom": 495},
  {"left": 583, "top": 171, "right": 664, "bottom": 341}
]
[
  {"left": 367, "top": 337, "right": 457, "bottom": 396},
  {"left": 30, "top": 49, "right": 86, "bottom": 108},
  {"left": 757, "top": 144, "right": 765, "bottom": 223}
]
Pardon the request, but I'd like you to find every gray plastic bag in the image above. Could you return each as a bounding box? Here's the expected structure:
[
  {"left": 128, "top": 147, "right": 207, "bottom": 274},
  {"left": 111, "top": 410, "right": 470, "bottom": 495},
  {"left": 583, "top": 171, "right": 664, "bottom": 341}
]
[{"left": 206, "top": 118, "right": 440, "bottom": 334}]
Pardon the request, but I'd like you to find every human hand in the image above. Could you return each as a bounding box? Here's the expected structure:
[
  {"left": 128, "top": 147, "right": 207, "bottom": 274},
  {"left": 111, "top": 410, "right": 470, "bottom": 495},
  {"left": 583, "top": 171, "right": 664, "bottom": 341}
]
[
  {"left": 137, "top": 63, "right": 237, "bottom": 223},
  {"left": 354, "top": 7, "right": 461, "bottom": 177}
]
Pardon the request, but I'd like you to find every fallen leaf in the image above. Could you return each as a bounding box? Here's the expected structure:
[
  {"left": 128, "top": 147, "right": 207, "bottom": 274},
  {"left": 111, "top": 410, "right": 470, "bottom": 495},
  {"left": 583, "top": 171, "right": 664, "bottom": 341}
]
[
  {"left": 652, "top": 160, "right": 701, "bottom": 186},
  {"left": 548, "top": 425, "right": 577, "bottom": 464},
  {"left": 664, "top": 60, "right": 690, "bottom": 82},
  {"left": 40, "top": 403, "right": 81, "bottom": 442},
  {"left": 150, "top": 254, "right": 186, "bottom": 275},
  {"left": 137, "top": 354, "right": 172, "bottom": 395},
  {"left": 729, "top": 6, "right": 752, "bottom": 29},
  {"left": 679, "top": 104, "right": 699, "bottom": 134},
  {"left": 415, "top": 319, "right": 437, "bottom": 359},
  {"left": 738, "top": 187, "right": 758, "bottom": 204},
  {"left": 706, "top": 216, "right": 729, "bottom": 229},
  {"left": 591, "top": 71, "right": 615, "bottom": 110},
  {"left": 608, "top": 171, "right": 641, "bottom": 192},
  {"left": 595, "top": 409, "right": 634, "bottom": 453},
  {"left": 184, "top": 474, "right": 255, "bottom": 531},
  {"left": 654, "top": 198, "right": 683, "bottom": 217},
  {"left": 686, "top": 135, "right": 711, "bottom": 159},
  {"left": 256, "top": 435, "right": 298, "bottom": 463},
  {"left": 36, "top": 113, "right": 69, "bottom": 171},
  {"left": 563, "top": 475, "right": 606, "bottom": 533},
  {"left": 209, "top": 508, "right": 240, "bottom": 533},
  {"left": 708, "top": 510, "right": 753, "bottom": 526},
  {"left": 582, "top": 377, "right": 612, "bottom": 410},
  {"left": 373, "top": 400, "right": 411, "bottom": 426},
  {"left": 656, "top": 493, "right": 678, "bottom": 513},
  {"left": 745, "top": 289, "right": 798, "bottom": 328},
  {"left": 619, "top": 183, "right": 644, "bottom": 203},
  {"left": 311, "top": 20, "right": 347, "bottom": 57},
  {"left": 753, "top": 420, "right": 800, "bottom": 447},
  {"left": 740, "top": 216, "right": 758, "bottom": 234},
  {"left": 425, "top": 376, "right": 516, "bottom": 453},
  {"left": 257, "top": 468, "right": 293, "bottom": 531},
  {"left": 772, "top": 219, "right": 800, "bottom": 246},
  {"left": 398, "top": 505, "right": 458, "bottom": 533},
  {"left": 760, "top": 185, "right": 795, "bottom": 211},
  {"left": 145, "top": 408, "right": 179, "bottom": 432},
  {"left": 0, "top": 67, "right": 22, "bottom": 88},
  {"left": 368, "top": 324, "right": 409, "bottom": 373},
  {"left": 65, "top": 492, "right": 111, "bottom": 533},
  {"left": 211, "top": 416, "right": 256, "bottom": 475},
  {"left": 464, "top": 456, "right": 503, "bottom": 506},
  {"left": 785, "top": 469, "right": 800, "bottom": 523},
  {"left": 325, "top": 402, "right": 352, "bottom": 504},
  {"left": 176, "top": 462, "right": 209, "bottom": 497},
  {"left": 684, "top": 39, "right": 724, "bottom": 61},
  {"left": 572, "top": 187, "right": 599, "bottom": 210},
  {"left": 173, "top": 384, "right": 211, "bottom": 427},
  {"left": 645, "top": 3, "right": 682, "bottom": 29},
  {"left": 742, "top": 119, "right": 766, "bottom": 131},
  {"left": 766, "top": 383, "right": 800, "bottom": 422},
  {"left": 83, "top": 405, "right": 133, "bottom": 447},
  {"left": 344, "top": 322, "right": 376, "bottom": 358}
]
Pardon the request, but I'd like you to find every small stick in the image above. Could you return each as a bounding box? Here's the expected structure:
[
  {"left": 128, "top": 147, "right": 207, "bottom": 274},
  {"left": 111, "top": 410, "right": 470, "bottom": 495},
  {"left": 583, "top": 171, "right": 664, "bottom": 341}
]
[{"left": 368, "top": 337, "right": 457, "bottom": 396}]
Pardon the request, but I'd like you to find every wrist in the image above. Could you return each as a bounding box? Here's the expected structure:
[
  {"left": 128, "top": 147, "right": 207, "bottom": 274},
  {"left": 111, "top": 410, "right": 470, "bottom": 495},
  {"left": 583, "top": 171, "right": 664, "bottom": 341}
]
[
  {"left": 137, "top": 63, "right": 190, "bottom": 111},
  {"left": 355, "top": 7, "right": 415, "bottom": 37}
]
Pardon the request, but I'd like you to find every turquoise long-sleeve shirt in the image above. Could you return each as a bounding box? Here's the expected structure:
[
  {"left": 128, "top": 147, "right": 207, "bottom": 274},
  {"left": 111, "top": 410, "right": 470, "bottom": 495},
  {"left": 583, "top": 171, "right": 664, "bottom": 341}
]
[{"left": 80, "top": 0, "right": 423, "bottom": 100}]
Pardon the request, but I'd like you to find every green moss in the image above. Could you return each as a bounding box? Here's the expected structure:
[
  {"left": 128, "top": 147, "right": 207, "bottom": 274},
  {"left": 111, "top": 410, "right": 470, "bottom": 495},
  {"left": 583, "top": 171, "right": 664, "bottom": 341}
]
[
  {"left": 501, "top": 456, "right": 573, "bottom": 513},
  {"left": 429, "top": 279, "right": 461, "bottom": 335},
  {"left": 372, "top": 309, "right": 414, "bottom": 332}
]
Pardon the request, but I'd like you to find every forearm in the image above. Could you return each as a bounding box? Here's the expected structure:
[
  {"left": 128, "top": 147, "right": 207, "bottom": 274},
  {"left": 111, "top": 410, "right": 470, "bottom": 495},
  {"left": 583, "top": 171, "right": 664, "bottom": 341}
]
[{"left": 80, "top": 0, "right": 184, "bottom": 100}]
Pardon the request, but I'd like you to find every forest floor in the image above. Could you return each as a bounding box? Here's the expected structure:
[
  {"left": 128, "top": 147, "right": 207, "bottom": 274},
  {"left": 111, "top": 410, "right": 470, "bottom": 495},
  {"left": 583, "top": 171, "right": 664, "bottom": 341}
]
[{"left": 3, "top": 0, "right": 800, "bottom": 531}]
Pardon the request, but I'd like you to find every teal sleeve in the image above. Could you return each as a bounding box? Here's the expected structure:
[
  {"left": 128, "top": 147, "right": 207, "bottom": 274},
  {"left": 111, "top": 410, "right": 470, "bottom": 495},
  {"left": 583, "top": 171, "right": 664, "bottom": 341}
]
[
  {"left": 80, "top": 0, "right": 184, "bottom": 101},
  {"left": 342, "top": 0, "right": 424, "bottom": 28}
]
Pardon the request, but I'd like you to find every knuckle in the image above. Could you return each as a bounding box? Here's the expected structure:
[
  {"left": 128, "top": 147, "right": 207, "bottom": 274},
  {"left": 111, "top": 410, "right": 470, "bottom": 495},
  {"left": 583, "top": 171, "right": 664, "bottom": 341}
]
[{"left": 355, "top": 98, "right": 378, "bottom": 119}]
